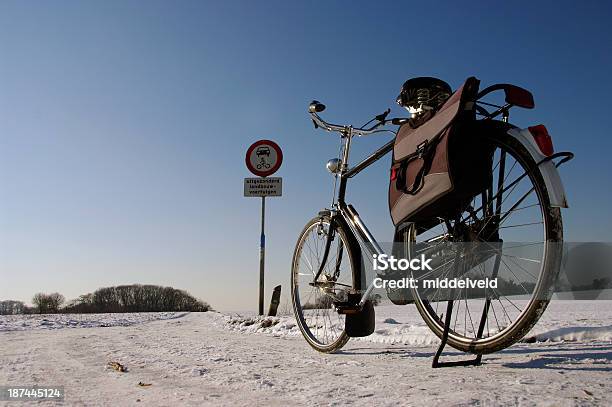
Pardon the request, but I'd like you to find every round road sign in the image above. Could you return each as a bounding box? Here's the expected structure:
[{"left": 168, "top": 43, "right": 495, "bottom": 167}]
[{"left": 245, "top": 140, "right": 283, "bottom": 177}]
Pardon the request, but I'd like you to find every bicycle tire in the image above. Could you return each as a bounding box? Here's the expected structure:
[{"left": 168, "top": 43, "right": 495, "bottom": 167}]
[
  {"left": 291, "top": 214, "right": 363, "bottom": 353},
  {"left": 411, "top": 127, "right": 563, "bottom": 354}
]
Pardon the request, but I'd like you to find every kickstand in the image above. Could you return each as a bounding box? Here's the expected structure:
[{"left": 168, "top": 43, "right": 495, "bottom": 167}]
[
  {"left": 431, "top": 298, "right": 483, "bottom": 368},
  {"left": 430, "top": 238, "right": 488, "bottom": 368}
]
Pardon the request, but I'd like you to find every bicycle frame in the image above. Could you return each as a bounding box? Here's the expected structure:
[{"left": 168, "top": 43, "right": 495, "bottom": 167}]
[{"left": 326, "top": 126, "right": 401, "bottom": 308}]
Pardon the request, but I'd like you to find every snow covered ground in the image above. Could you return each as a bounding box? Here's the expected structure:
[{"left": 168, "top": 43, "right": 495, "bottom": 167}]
[
  {"left": 1, "top": 301, "right": 611, "bottom": 406},
  {"left": 223, "top": 301, "right": 612, "bottom": 346},
  {"left": 0, "top": 312, "right": 186, "bottom": 332}
]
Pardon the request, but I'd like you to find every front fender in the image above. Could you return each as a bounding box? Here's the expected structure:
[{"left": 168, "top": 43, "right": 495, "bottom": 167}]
[{"left": 507, "top": 127, "right": 569, "bottom": 208}]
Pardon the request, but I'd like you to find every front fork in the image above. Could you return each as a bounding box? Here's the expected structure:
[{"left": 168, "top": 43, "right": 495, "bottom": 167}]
[
  {"left": 312, "top": 211, "right": 344, "bottom": 284},
  {"left": 315, "top": 206, "right": 385, "bottom": 310}
]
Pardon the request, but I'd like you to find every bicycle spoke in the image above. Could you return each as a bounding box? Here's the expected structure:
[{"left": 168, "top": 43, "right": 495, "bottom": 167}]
[
  {"left": 498, "top": 221, "right": 543, "bottom": 229},
  {"left": 292, "top": 219, "right": 354, "bottom": 350},
  {"left": 410, "top": 135, "right": 553, "bottom": 350}
]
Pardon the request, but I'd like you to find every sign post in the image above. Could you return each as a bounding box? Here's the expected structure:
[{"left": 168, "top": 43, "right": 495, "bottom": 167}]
[
  {"left": 244, "top": 140, "right": 283, "bottom": 315},
  {"left": 259, "top": 196, "right": 265, "bottom": 316}
]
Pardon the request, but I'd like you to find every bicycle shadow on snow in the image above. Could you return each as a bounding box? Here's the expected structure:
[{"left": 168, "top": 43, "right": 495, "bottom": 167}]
[
  {"left": 337, "top": 347, "right": 437, "bottom": 358},
  {"left": 338, "top": 343, "right": 612, "bottom": 372},
  {"left": 500, "top": 346, "right": 612, "bottom": 372}
]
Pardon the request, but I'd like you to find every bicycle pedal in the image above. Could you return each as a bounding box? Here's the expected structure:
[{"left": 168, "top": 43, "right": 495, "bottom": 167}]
[
  {"left": 333, "top": 292, "right": 362, "bottom": 314},
  {"left": 333, "top": 302, "right": 361, "bottom": 315}
]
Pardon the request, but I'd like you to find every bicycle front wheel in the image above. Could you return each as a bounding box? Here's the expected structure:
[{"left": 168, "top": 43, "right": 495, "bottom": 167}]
[{"left": 291, "top": 214, "right": 362, "bottom": 353}]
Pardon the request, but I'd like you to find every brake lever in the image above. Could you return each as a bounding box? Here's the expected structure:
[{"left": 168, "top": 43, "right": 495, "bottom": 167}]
[{"left": 375, "top": 108, "right": 391, "bottom": 122}]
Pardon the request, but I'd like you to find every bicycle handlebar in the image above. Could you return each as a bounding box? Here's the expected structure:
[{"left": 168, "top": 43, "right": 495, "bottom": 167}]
[{"left": 308, "top": 100, "right": 398, "bottom": 136}]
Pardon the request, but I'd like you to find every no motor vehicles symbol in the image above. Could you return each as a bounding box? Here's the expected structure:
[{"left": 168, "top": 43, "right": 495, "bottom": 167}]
[{"left": 245, "top": 140, "right": 283, "bottom": 177}]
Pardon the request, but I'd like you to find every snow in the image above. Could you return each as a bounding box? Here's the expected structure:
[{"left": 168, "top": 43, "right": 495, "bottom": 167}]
[
  {"left": 0, "top": 301, "right": 611, "bottom": 406},
  {"left": 0, "top": 312, "right": 187, "bottom": 331},
  {"left": 220, "top": 301, "right": 612, "bottom": 346}
]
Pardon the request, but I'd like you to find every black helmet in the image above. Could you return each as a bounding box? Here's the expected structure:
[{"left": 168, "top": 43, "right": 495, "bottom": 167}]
[{"left": 396, "top": 77, "right": 452, "bottom": 113}]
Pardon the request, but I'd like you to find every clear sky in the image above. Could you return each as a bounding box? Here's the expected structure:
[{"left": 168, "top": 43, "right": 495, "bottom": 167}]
[{"left": 1, "top": 1, "right": 611, "bottom": 311}]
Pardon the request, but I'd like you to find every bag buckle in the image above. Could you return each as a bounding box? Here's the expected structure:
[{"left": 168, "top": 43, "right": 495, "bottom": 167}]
[{"left": 416, "top": 140, "right": 428, "bottom": 158}]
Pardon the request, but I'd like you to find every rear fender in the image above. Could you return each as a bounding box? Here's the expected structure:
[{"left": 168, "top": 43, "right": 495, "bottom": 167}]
[
  {"left": 506, "top": 127, "right": 569, "bottom": 208},
  {"left": 477, "top": 84, "right": 535, "bottom": 109}
]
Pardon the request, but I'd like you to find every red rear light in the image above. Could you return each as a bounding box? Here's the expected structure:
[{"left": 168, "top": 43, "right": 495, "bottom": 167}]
[
  {"left": 528, "top": 125, "right": 554, "bottom": 156},
  {"left": 505, "top": 85, "right": 535, "bottom": 109},
  {"left": 390, "top": 167, "right": 398, "bottom": 181}
]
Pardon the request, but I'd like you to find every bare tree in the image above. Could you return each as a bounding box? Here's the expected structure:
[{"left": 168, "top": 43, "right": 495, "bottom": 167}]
[
  {"left": 47, "top": 293, "right": 65, "bottom": 313},
  {"left": 31, "top": 293, "right": 65, "bottom": 314},
  {"left": 32, "top": 293, "right": 50, "bottom": 314},
  {"left": 0, "top": 300, "right": 26, "bottom": 315}
]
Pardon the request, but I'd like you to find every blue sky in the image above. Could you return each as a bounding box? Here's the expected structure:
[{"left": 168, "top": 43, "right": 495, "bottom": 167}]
[{"left": 1, "top": 1, "right": 611, "bottom": 311}]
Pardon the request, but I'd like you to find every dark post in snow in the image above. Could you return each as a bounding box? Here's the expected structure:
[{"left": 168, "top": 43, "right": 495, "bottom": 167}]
[{"left": 268, "top": 285, "right": 282, "bottom": 317}]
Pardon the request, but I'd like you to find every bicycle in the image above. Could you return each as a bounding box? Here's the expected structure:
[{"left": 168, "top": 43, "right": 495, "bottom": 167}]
[
  {"left": 256, "top": 157, "right": 271, "bottom": 170},
  {"left": 291, "top": 77, "right": 573, "bottom": 358}
]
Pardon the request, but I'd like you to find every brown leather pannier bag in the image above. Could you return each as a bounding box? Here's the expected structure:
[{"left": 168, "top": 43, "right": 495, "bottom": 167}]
[{"left": 389, "top": 77, "right": 494, "bottom": 229}]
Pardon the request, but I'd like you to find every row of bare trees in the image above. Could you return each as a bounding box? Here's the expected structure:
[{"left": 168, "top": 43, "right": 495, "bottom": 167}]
[
  {"left": 0, "top": 294, "right": 64, "bottom": 315},
  {"left": 32, "top": 293, "right": 65, "bottom": 313},
  {"left": 63, "top": 284, "right": 211, "bottom": 313},
  {"left": 0, "top": 285, "right": 211, "bottom": 314},
  {"left": 0, "top": 300, "right": 27, "bottom": 315}
]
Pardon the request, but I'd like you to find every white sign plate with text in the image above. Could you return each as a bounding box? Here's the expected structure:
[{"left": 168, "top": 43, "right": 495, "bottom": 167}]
[{"left": 244, "top": 177, "right": 282, "bottom": 197}]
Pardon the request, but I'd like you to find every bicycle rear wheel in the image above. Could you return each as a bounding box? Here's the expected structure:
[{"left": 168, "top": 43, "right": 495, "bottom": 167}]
[
  {"left": 410, "top": 128, "right": 563, "bottom": 354},
  {"left": 291, "top": 214, "right": 362, "bottom": 353}
]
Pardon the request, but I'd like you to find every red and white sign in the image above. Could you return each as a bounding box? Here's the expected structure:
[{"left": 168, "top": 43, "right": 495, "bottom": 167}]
[{"left": 245, "top": 140, "right": 283, "bottom": 177}]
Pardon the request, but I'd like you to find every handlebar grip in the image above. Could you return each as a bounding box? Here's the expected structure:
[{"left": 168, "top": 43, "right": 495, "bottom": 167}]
[{"left": 309, "top": 100, "right": 326, "bottom": 113}]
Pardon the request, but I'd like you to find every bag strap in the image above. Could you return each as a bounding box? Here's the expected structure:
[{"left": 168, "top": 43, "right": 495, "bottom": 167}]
[{"left": 396, "top": 138, "right": 437, "bottom": 195}]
